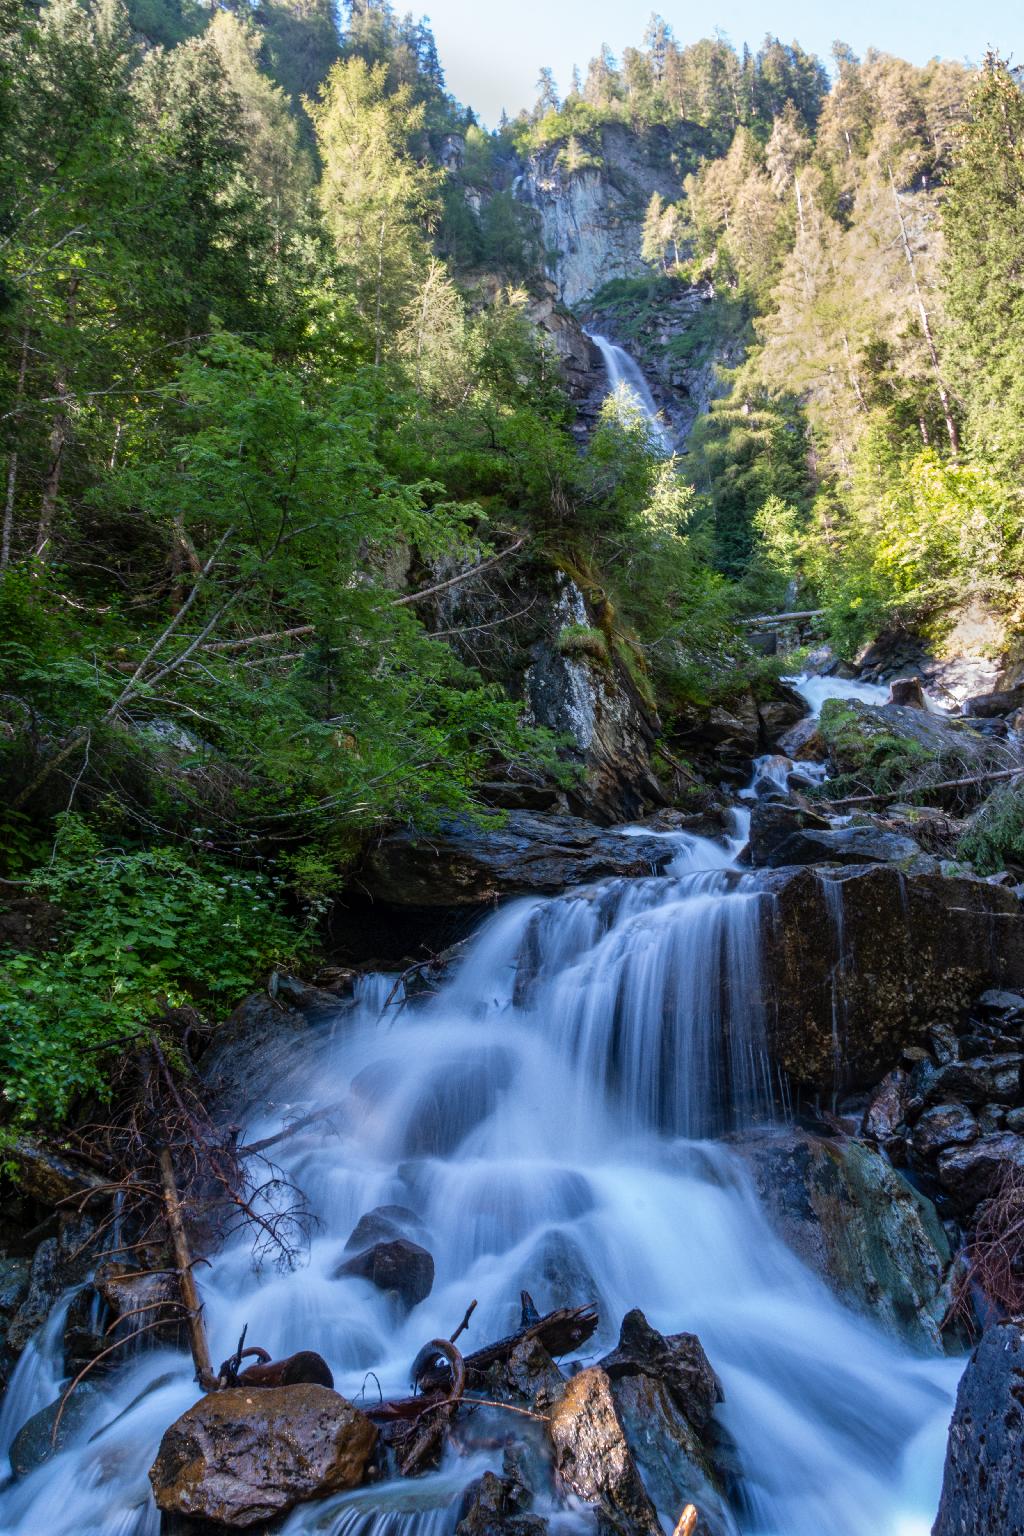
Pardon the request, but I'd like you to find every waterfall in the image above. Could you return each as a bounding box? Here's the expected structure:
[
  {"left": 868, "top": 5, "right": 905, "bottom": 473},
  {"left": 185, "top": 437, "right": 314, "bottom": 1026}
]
[
  {"left": 586, "top": 331, "right": 674, "bottom": 453},
  {"left": 0, "top": 697, "right": 962, "bottom": 1536}
]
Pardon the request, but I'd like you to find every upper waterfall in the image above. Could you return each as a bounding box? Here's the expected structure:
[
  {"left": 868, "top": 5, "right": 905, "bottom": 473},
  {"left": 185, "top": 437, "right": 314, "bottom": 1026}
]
[{"left": 586, "top": 331, "right": 674, "bottom": 453}]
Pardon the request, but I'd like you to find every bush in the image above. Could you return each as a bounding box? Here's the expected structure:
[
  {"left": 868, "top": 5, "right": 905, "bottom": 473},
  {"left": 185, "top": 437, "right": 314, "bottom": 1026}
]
[{"left": 0, "top": 815, "right": 308, "bottom": 1126}]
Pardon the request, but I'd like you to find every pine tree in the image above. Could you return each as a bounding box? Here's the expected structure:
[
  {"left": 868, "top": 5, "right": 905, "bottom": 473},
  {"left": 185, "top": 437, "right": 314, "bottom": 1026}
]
[{"left": 942, "top": 53, "right": 1024, "bottom": 474}]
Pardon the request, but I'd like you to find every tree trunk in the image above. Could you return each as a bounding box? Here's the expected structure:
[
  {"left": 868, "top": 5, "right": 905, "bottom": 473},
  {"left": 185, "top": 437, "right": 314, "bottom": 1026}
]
[
  {"left": 2, "top": 327, "right": 29, "bottom": 570},
  {"left": 34, "top": 277, "right": 80, "bottom": 560},
  {"left": 159, "top": 1148, "right": 217, "bottom": 1392},
  {"left": 888, "top": 166, "right": 960, "bottom": 457}
]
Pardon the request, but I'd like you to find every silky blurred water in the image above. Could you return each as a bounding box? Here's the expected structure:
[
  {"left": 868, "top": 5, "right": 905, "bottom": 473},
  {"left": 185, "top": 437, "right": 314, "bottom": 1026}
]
[{"left": 0, "top": 712, "right": 962, "bottom": 1536}]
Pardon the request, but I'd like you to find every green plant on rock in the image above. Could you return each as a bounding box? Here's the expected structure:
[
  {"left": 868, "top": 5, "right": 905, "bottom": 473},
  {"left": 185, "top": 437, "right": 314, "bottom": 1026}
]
[{"left": 957, "top": 779, "right": 1024, "bottom": 875}]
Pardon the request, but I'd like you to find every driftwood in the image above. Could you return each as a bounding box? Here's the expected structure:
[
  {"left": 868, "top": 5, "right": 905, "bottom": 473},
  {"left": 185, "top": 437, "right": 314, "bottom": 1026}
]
[{"left": 673, "top": 1507, "right": 698, "bottom": 1536}]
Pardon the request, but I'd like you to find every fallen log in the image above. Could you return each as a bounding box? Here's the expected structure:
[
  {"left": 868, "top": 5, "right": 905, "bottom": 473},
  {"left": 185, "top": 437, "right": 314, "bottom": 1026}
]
[
  {"left": 416, "top": 1301, "right": 599, "bottom": 1395},
  {"left": 159, "top": 1148, "right": 217, "bottom": 1392},
  {"left": 826, "top": 765, "right": 1024, "bottom": 809}
]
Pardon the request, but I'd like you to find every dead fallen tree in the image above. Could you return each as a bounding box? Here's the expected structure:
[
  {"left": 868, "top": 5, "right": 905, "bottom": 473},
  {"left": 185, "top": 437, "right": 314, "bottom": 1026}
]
[{"left": 826, "top": 766, "right": 1024, "bottom": 810}]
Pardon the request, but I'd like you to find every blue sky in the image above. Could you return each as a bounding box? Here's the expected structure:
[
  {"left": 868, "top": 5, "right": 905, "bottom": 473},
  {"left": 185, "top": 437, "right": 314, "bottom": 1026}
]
[{"left": 420, "top": 1, "right": 1020, "bottom": 124}]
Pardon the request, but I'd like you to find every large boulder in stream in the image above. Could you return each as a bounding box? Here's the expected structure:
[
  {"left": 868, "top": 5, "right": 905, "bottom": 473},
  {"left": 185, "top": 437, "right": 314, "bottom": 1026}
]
[
  {"left": 736, "top": 1130, "right": 953, "bottom": 1352},
  {"left": 548, "top": 1366, "right": 662, "bottom": 1536},
  {"left": 934, "top": 1319, "right": 1024, "bottom": 1535},
  {"left": 361, "top": 812, "right": 679, "bottom": 907},
  {"left": 818, "top": 696, "right": 1014, "bottom": 805},
  {"left": 335, "top": 1236, "right": 435, "bottom": 1310},
  {"left": 149, "top": 1385, "right": 378, "bottom": 1528},
  {"left": 757, "top": 863, "right": 1024, "bottom": 1091}
]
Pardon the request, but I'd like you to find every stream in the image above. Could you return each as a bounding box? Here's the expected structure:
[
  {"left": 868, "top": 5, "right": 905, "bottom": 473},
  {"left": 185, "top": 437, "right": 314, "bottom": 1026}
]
[{"left": 0, "top": 352, "right": 962, "bottom": 1536}]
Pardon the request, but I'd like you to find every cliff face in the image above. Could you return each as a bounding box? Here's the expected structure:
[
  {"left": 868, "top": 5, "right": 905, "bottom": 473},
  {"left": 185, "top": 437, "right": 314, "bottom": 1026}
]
[{"left": 515, "top": 122, "right": 708, "bottom": 308}]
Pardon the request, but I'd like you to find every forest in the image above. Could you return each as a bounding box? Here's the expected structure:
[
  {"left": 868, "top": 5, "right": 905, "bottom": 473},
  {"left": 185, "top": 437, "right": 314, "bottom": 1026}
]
[{"left": 0, "top": 3, "right": 1021, "bottom": 1128}]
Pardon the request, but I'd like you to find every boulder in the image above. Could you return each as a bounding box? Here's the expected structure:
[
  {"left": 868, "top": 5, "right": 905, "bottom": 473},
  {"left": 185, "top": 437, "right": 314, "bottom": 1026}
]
[
  {"left": 777, "top": 717, "right": 827, "bottom": 762},
  {"left": 600, "top": 1314, "right": 732, "bottom": 1536},
  {"left": 911, "top": 1103, "right": 980, "bottom": 1158},
  {"left": 916, "top": 1054, "right": 1024, "bottom": 1108},
  {"left": 598, "top": 1309, "right": 720, "bottom": 1432},
  {"left": 149, "top": 1385, "right": 377, "bottom": 1528},
  {"left": 361, "top": 812, "right": 679, "bottom": 908},
  {"left": 335, "top": 1237, "right": 434, "bottom": 1310},
  {"left": 937, "top": 1133, "right": 1024, "bottom": 1208},
  {"left": 818, "top": 696, "right": 1011, "bottom": 805},
  {"left": 736, "top": 1130, "right": 953, "bottom": 1351},
  {"left": 861, "top": 1068, "right": 911, "bottom": 1149},
  {"left": 342, "top": 1206, "right": 428, "bottom": 1254},
  {"left": 887, "top": 677, "right": 927, "bottom": 708},
  {"left": 758, "top": 862, "right": 1024, "bottom": 1090},
  {"left": 762, "top": 824, "right": 923, "bottom": 869},
  {"left": 548, "top": 1366, "right": 661, "bottom": 1536},
  {"left": 757, "top": 685, "right": 807, "bottom": 745},
  {"left": 964, "top": 684, "right": 1024, "bottom": 719},
  {"left": 10, "top": 1382, "right": 100, "bottom": 1478},
  {"left": 747, "top": 803, "right": 830, "bottom": 867},
  {"left": 934, "top": 1320, "right": 1024, "bottom": 1536}
]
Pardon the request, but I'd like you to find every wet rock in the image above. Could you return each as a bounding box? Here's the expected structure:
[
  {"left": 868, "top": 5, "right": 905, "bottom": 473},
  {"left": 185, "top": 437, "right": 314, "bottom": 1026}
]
[
  {"left": 10, "top": 1382, "right": 101, "bottom": 1478},
  {"left": 979, "top": 989, "right": 1024, "bottom": 1015},
  {"left": 0, "top": 1257, "right": 30, "bottom": 1368},
  {"left": 934, "top": 1320, "right": 1024, "bottom": 1536},
  {"left": 747, "top": 803, "right": 830, "bottom": 868},
  {"left": 923, "top": 1054, "right": 1024, "bottom": 1107},
  {"left": 494, "top": 1336, "right": 566, "bottom": 1411},
  {"left": 599, "top": 1309, "right": 720, "bottom": 1432},
  {"left": 149, "top": 1384, "right": 377, "bottom": 1528},
  {"left": 763, "top": 824, "right": 922, "bottom": 869},
  {"left": 335, "top": 1238, "right": 434, "bottom": 1311},
  {"left": 861, "top": 1068, "right": 911, "bottom": 1148},
  {"left": 343, "top": 1206, "right": 428, "bottom": 1253},
  {"left": 548, "top": 1366, "right": 661, "bottom": 1536},
  {"left": 759, "top": 863, "right": 1024, "bottom": 1091},
  {"left": 202, "top": 991, "right": 337, "bottom": 1125},
  {"left": 777, "top": 717, "right": 827, "bottom": 762},
  {"left": 937, "top": 1133, "right": 1024, "bottom": 1208},
  {"left": 1005, "top": 1107, "right": 1024, "bottom": 1133},
  {"left": 456, "top": 1470, "right": 548, "bottom": 1536},
  {"left": 6, "top": 1237, "right": 59, "bottom": 1356},
  {"left": 736, "top": 1129, "right": 953, "bottom": 1351},
  {"left": 912, "top": 1104, "right": 980, "bottom": 1158},
  {"left": 362, "top": 812, "right": 678, "bottom": 907}
]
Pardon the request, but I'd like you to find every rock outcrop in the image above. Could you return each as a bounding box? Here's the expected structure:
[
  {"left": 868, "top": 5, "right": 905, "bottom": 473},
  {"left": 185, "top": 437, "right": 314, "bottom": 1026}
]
[
  {"left": 934, "top": 1320, "right": 1024, "bottom": 1536},
  {"left": 548, "top": 1366, "right": 662, "bottom": 1536},
  {"left": 361, "top": 812, "right": 682, "bottom": 908},
  {"left": 758, "top": 863, "right": 1024, "bottom": 1090},
  {"left": 516, "top": 123, "right": 707, "bottom": 308},
  {"left": 149, "top": 1385, "right": 377, "bottom": 1528}
]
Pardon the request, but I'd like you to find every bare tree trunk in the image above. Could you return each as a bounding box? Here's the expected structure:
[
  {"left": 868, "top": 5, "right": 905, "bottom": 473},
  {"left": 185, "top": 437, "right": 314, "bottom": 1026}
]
[
  {"left": 374, "top": 216, "right": 386, "bottom": 369},
  {"left": 2, "top": 327, "right": 29, "bottom": 570},
  {"left": 841, "top": 332, "right": 867, "bottom": 413},
  {"left": 888, "top": 166, "right": 960, "bottom": 457},
  {"left": 34, "top": 276, "right": 80, "bottom": 560},
  {"left": 159, "top": 1149, "right": 217, "bottom": 1392}
]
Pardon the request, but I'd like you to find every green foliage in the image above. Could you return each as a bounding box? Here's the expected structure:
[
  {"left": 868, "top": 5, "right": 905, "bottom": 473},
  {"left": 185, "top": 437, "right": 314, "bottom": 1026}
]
[
  {"left": 0, "top": 815, "right": 306, "bottom": 1124},
  {"left": 557, "top": 623, "right": 610, "bottom": 665},
  {"left": 957, "top": 781, "right": 1024, "bottom": 875}
]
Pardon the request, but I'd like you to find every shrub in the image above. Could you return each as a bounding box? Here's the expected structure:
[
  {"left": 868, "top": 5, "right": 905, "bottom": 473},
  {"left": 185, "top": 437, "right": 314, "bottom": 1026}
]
[{"left": 957, "top": 779, "right": 1024, "bottom": 874}]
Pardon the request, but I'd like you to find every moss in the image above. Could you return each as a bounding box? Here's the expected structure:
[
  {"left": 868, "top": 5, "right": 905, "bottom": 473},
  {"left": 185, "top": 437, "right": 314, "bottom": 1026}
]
[{"left": 556, "top": 623, "right": 611, "bottom": 666}]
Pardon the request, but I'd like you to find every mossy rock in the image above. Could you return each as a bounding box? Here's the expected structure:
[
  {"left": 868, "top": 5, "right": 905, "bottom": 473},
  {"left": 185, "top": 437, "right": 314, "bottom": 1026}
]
[{"left": 819, "top": 698, "right": 1011, "bottom": 805}]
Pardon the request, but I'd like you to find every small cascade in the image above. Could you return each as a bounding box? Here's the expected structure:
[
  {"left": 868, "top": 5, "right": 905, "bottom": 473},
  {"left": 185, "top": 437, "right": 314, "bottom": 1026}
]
[
  {"left": 0, "top": 687, "right": 963, "bottom": 1536},
  {"left": 585, "top": 331, "right": 673, "bottom": 453}
]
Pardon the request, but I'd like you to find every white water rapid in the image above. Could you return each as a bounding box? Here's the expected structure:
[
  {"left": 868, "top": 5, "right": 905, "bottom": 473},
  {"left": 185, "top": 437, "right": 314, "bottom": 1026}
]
[
  {"left": 0, "top": 684, "right": 963, "bottom": 1536},
  {"left": 586, "top": 333, "right": 674, "bottom": 454}
]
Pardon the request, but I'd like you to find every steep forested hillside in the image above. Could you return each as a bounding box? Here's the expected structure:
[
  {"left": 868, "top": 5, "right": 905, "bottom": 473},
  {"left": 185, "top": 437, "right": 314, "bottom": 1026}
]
[{"left": 1, "top": 0, "right": 1023, "bottom": 1130}]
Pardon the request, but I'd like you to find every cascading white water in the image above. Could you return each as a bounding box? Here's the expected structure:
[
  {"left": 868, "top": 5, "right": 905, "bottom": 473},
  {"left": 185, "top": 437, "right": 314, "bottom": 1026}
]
[
  {"left": 0, "top": 708, "right": 962, "bottom": 1536},
  {"left": 585, "top": 332, "right": 674, "bottom": 454}
]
